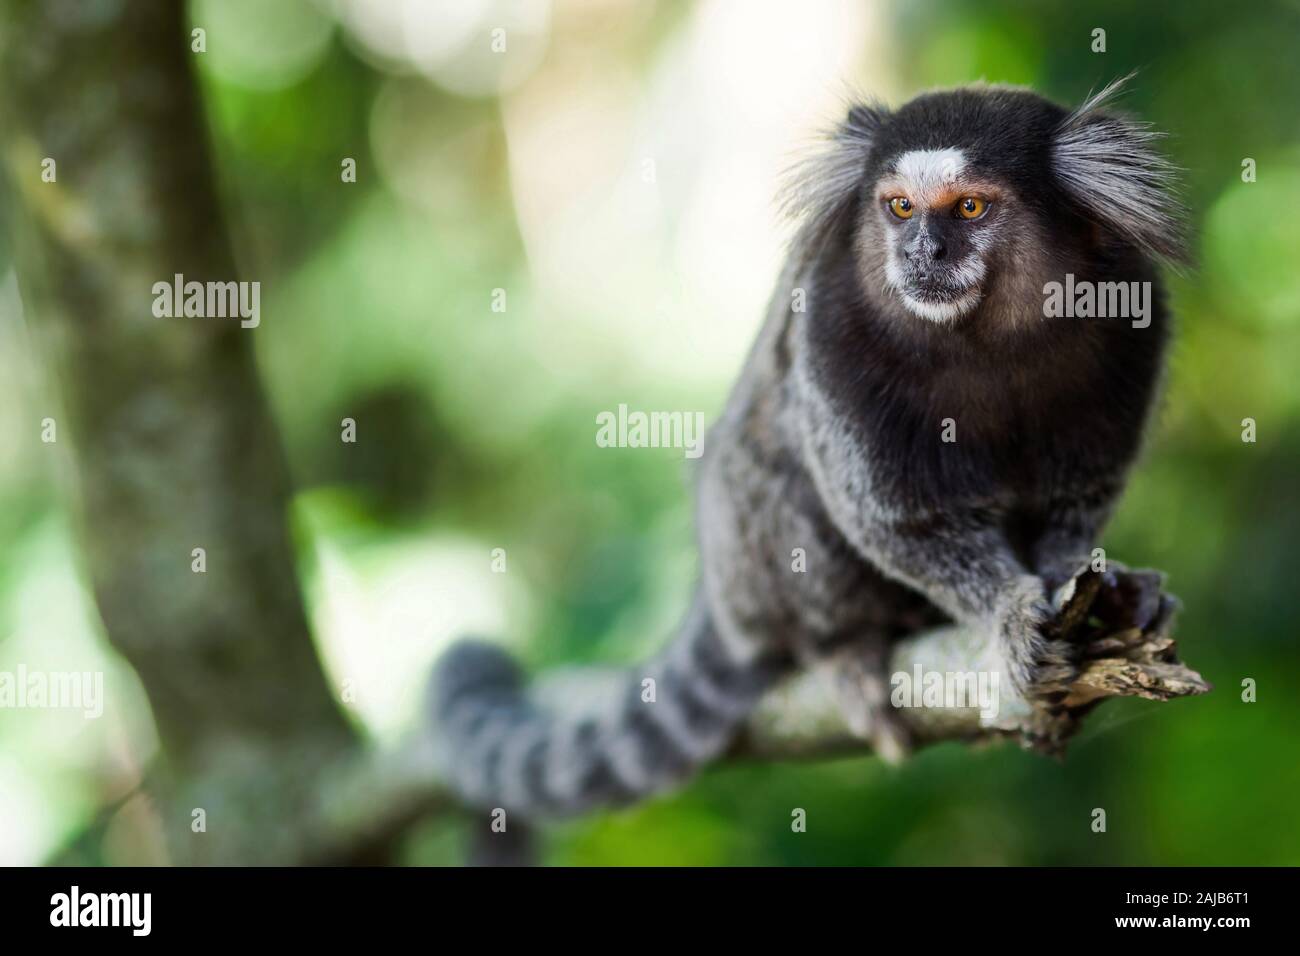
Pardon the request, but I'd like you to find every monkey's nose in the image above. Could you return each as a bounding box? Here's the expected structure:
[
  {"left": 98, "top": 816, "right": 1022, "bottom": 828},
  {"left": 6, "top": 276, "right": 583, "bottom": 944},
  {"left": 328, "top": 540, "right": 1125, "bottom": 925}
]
[{"left": 906, "top": 237, "right": 946, "bottom": 263}]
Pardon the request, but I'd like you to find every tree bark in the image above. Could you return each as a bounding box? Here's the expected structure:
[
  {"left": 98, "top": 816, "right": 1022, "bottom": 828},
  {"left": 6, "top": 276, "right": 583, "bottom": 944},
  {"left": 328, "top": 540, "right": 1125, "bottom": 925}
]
[{"left": 0, "top": 0, "right": 356, "bottom": 864}]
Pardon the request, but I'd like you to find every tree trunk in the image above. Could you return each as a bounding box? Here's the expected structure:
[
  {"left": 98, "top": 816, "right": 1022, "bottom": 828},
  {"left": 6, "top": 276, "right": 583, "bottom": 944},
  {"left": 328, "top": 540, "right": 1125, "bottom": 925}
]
[{"left": 0, "top": 0, "right": 356, "bottom": 864}]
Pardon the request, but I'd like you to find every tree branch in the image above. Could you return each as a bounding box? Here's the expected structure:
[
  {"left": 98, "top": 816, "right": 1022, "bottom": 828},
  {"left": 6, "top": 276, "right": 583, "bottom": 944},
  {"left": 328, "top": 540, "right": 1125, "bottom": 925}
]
[{"left": 735, "top": 565, "right": 1209, "bottom": 760}]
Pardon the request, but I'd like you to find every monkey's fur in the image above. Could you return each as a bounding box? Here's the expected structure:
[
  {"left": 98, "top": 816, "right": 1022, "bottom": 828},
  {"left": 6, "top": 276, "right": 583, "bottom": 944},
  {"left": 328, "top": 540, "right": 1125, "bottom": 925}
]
[{"left": 431, "top": 78, "right": 1185, "bottom": 819}]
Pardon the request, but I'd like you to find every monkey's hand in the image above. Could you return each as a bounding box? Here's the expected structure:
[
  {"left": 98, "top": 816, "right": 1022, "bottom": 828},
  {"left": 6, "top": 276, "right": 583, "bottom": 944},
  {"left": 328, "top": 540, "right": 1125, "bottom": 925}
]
[{"left": 995, "top": 575, "right": 1081, "bottom": 705}]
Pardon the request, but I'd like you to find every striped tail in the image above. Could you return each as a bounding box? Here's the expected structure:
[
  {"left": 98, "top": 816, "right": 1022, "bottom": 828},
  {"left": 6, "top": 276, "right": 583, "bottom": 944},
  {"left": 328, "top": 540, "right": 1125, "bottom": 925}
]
[{"left": 428, "top": 593, "right": 791, "bottom": 819}]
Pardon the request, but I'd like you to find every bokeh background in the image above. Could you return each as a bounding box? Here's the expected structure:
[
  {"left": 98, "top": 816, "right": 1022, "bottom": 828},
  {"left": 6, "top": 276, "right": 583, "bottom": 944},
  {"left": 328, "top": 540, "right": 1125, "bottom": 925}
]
[{"left": 1, "top": 0, "right": 1298, "bottom": 865}]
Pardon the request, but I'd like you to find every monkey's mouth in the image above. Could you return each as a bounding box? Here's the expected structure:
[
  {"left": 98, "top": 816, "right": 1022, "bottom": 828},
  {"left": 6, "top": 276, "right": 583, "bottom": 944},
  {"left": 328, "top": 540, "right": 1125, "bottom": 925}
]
[
  {"left": 898, "top": 273, "right": 983, "bottom": 322},
  {"left": 884, "top": 253, "right": 986, "bottom": 322},
  {"left": 902, "top": 269, "right": 976, "bottom": 301},
  {"left": 907, "top": 283, "right": 972, "bottom": 303}
]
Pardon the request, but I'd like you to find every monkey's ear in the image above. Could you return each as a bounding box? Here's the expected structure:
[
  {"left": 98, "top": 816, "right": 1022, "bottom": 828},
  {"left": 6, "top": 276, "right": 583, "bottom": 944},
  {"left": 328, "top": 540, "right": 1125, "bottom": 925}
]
[
  {"left": 781, "top": 102, "right": 888, "bottom": 256},
  {"left": 1053, "top": 74, "right": 1188, "bottom": 264}
]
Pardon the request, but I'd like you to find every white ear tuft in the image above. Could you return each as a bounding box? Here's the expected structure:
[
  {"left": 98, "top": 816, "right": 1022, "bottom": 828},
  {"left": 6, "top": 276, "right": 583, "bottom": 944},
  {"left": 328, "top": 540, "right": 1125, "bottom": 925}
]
[
  {"left": 1054, "top": 73, "right": 1187, "bottom": 263},
  {"left": 780, "top": 102, "right": 886, "bottom": 258}
]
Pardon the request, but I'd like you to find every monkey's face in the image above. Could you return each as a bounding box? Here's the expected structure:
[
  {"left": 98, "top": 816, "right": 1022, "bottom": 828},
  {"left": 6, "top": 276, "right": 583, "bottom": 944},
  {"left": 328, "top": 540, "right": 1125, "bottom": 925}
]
[
  {"left": 872, "top": 147, "right": 1010, "bottom": 323},
  {"left": 790, "top": 84, "right": 1184, "bottom": 331}
]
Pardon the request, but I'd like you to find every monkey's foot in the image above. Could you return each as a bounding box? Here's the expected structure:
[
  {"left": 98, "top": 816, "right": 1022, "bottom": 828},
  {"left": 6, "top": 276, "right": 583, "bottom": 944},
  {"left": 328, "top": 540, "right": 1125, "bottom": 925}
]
[{"left": 821, "top": 653, "right": 912, "bottom": 764}]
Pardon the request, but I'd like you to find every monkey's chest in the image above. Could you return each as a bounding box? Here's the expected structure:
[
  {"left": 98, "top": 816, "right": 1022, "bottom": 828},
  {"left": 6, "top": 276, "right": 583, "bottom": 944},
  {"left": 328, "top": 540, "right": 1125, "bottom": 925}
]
[{"left": 876, "top": 372, "right": 1094, "bottom": 506}]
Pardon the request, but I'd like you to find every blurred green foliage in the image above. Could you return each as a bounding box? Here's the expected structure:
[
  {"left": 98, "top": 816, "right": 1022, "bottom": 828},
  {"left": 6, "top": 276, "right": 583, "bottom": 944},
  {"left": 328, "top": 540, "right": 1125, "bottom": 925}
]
[{"left": 1, "top": 0, "right": 1297, "bottom": 865}]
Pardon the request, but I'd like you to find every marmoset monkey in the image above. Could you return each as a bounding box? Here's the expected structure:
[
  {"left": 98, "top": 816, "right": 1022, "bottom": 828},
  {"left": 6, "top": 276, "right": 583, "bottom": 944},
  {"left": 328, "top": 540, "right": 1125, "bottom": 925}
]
[{"left": 431, "top": 77, "right": 1185, "bottom": 819}]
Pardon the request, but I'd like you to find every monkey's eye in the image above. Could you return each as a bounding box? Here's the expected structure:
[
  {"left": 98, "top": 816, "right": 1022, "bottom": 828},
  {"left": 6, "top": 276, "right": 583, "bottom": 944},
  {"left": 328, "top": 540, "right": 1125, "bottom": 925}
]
[
  {"left": 887, "top": 197, "right": 914, "bottom": 220},
  {"left": 956, "top": 197, "right": 988, "bottom": 220}
]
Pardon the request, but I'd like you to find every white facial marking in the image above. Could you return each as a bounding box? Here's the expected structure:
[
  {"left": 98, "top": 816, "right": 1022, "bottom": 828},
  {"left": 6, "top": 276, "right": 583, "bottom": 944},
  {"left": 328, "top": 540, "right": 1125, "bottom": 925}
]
[
  {"left": 892, "top": 147, "right": 967, "bottom": 204},
  {"left": 883, "top": 147, "right": 990, "bottom": 323},
  {"left": 900, "top": 289, "right": 983, "bottom": 324},
  {"left": 883, "top": 254, "right": 907, "bottom": 295},
  {"left": 949, "top": 255, "right": 986, "bottom": 288}
]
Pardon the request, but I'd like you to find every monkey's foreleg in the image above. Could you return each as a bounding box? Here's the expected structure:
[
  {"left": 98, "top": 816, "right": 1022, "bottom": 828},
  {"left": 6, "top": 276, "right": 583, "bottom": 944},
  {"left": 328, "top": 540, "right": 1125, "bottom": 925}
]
[
  {"left": 853, "top": 517, "right": 1077, "bottom": 705},
  {"left": 1031, "top": 494, "right": 1115, "bottom": 590}
]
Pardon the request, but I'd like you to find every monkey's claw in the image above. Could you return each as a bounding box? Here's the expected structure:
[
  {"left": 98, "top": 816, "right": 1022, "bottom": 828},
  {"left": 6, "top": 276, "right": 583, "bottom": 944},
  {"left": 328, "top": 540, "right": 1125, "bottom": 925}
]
[{"left": 1025, "top": 641, "right": 1084, "bottom": 715}]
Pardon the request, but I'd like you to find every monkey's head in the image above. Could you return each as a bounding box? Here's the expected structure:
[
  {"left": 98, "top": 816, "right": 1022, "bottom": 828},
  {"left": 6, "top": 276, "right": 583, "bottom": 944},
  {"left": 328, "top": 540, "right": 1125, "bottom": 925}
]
[{"left": 784, "top": 76, "right": 1185, "bottom": 327}]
